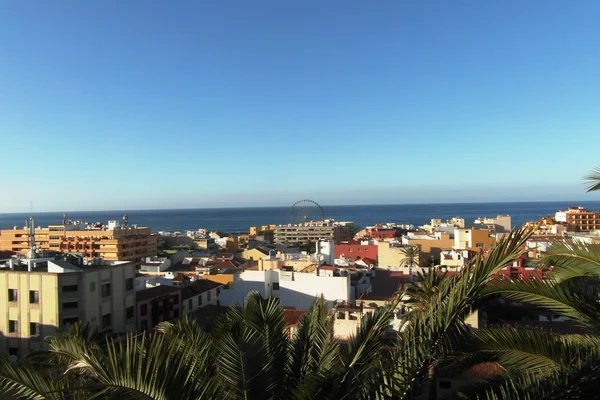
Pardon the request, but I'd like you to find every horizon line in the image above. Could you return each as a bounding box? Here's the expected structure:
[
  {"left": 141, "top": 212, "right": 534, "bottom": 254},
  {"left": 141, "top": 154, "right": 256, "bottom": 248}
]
[{"left": 2, "top": 198, "right": 600, "bottom": 215}]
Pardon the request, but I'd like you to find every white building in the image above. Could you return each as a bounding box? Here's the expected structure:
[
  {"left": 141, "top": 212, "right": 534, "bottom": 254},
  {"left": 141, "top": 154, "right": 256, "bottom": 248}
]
[
  {"left": 219, "top": 268, "right": 351, "bottom": 310},
  {"left": 315, "top": 240, "right": 335, "bottom": 265},
  {"left": 140, "top": 256, "right": 171, "bottom": 273},
  {"left": 439, "top": 249, "right": 471, "bottom": 269}
]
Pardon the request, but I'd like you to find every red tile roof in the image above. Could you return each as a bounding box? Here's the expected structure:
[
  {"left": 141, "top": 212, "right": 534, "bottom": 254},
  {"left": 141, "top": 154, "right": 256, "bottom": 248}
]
[{"left": 282, "top": 309, "right": 306, "bottom": 327}]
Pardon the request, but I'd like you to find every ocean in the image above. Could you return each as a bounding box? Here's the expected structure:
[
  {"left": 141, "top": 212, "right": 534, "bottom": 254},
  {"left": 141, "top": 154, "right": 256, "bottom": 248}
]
[{"left": 2, "top": 201, "right": 600, "bottom": 233}]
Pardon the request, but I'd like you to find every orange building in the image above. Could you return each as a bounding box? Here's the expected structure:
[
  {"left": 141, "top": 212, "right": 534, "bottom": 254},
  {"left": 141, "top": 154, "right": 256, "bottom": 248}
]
[
  {"left": 555, "top": 207, "right": 600, "bottom": 232},
  {"left": 0, "top": 220, "right": 157, "bottom": 265}
]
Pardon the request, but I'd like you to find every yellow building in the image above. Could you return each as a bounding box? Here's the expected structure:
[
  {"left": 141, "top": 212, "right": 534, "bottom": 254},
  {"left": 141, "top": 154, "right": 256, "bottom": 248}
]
[
  {"left": 242, "top": 247, "right": 271, "bottom": 261},
  {"left": 454, "top": 228, "right": 496, "bottom": 252},
  {"left": 0, "top": 257, "right": 136, "bottom": 358},
  {"left": 0, "top": 220, "right": 157, "bottom": 266}
]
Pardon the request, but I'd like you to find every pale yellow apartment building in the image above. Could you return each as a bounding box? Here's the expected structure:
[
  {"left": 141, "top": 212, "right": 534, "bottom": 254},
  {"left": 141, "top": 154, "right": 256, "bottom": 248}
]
[{"left": 0, "top": 257, "right": 136, "bottom": 358}]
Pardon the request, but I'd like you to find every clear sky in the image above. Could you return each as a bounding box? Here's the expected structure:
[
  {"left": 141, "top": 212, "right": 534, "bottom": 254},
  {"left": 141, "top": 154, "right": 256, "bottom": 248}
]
[{"left": 1, "top": 1, "right": 599, "bottom": 212}]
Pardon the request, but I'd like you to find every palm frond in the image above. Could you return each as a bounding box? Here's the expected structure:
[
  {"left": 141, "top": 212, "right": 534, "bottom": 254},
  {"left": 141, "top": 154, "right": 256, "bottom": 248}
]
[
  {"left": 584, "top": 166, "right": 600, "bottom": 192},
  {"left": 470, "top": 327, "right": 600, "bottom": 376},
  {"left": 538, "top": 239, "right": 600, "bottom": 282},
  {"left": 482, "top": 279, "right": 600, "bottom": 331},
  {"left": 328, "top": 300, "right": 398, "bottom": 400},
  {"left": 287, "top": 296, "right": 338, "bottom": 395},
  {"left": 0, "top": 354, "right": 78, "bottom": 400}
]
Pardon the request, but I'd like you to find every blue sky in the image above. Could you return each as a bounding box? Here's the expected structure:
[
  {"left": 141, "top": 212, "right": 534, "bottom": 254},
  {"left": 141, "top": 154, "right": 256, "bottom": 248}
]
[{"left": 1, "top": 1, "right": 599, "bottom": 212}]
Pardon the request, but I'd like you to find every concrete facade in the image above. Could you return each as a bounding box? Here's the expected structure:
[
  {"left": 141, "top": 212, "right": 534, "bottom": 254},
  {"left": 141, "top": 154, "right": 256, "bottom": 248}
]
[
  {"left": 0, "top": 258, "right": 135, "bottom": 358},
  {"left": 219, "top": 269, "right": 351, "bottom": 310}
]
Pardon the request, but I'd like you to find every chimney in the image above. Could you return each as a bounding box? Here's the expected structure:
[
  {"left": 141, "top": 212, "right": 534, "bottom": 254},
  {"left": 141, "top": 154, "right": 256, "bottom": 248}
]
[
  {"left": 8, "top": 259, "right": 14, "bottom": 271},
  {"left": 27, "top": 260, "right": 33, "bottom": 272}
]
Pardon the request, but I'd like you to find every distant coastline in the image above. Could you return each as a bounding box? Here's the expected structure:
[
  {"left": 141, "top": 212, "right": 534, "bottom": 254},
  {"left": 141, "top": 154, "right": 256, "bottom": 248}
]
[{"left": 2, "top": 200, "right": 600, "bottom": 233}]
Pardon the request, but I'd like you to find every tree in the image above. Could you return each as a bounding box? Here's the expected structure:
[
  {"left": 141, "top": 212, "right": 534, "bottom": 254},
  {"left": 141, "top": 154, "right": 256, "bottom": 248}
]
[{"left": 399, "top": 246, "right": 421, "bottom": 269}]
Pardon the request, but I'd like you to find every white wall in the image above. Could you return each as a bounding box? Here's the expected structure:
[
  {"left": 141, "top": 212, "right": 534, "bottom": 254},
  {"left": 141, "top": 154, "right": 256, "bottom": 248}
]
[
  {"left": 219, "top": 270, "right": 350, "bottom": 310},
  {"left": 278, "top": 271, "right": 350, "bottom": 309}
]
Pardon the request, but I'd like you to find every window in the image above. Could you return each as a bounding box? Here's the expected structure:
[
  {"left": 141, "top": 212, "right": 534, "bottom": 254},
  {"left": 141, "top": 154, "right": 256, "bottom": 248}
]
[
  {"left": 62, "top": 285, "right": 78, "bottom": 293},
  {"left": 337, "top": 311, "right": 346, "bottom": 320},
  {"left": 8, "top": 289, "right": 17, "bottom": 302},
  {"left": 198, "top": 295, "right": 203, "bottom": 306},
  {"left": 8, "top": 347, "right": 18, "bottom": 358},
  {"left": 101, "top": 283, "right": 111, "bottom": 298},
  {"left": 126, "top": 306, "right": 134, "bottom": 319},
  {"left": 30, "top": 322, "right": 39, "bottom": 337},
  {"left": 29, "top": 290, "right": 39, "bottom": 304},
  {"left": 125, "top": 278, "right": 134, "bottom": 291},
  {"left": 90, "top": 282, "right": 96, "bottom": 292},
  {"left": 8, "top": 320, "right": 17, "bottom": 333},
  {"left": 102, "top": 313, "right": 111, "bottom": 327},
  {"left": 188, "top": 299, "right": 193, "bottom": 309},
  {"left": 140, "top": 304, "right": 148, "bottom": 316},
  {"left": 173, "top": 294, "right": 179, "bottom": 304},
  {"left": 63, "top": 301, "right": 78, "bottom": 309},
  {"left": 141, "top": 320, "right": 148, "bottom": 331},
  {"left": 476, "top": 243, "right": 484, "bottom": 248},
  {"left": 174, "top": 309, "right": 179, "bottom": 318},
  {"left": 272, "top": 282, "right": 280, "bottom": 290},
  {"left": 63, "top": 317, "right": 79, "bottom": 325},
  {"left": 207, "top": 291, "right": 211, "bottom": 301}
]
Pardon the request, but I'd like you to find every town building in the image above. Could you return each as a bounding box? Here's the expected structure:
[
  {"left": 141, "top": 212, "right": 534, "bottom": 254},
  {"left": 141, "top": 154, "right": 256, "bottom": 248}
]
[
  {"left": 135, "top": 285, "right": 182, "bottom": 332},
  {"left": 402, "top": 232, "right": 455, "bottom": 263},
  {"left": 219, "top": 267, "right": 352, "bottom": 310},
  {"left": 555, "top": 207, "right": 600, "bottom": 232},
  {"left": 0, "top": 216, "right": 157, "bottom": 266},
  {"left": 453, "top": 228, "right": 495, "bottom": 252},
  {"left": 493, "top": 253, "right": 544, "bottom": 282},
  {"left": 182, "top": 279, "right": 223, "bottom": 314},
  {"left": 420, "top": 217, "right": 465, "bottom": 233},
  {"left": 473, "top": 215, "right": 512, "bottom": 233},
  {"left": 0, "top": 255, "right": 136, "bottom": 358},
  {"left": 334, "top": 240, "right": 378, "bottom": 261},
  {"left": 273, "top": 220, "right": 356, "bottom": 245}
]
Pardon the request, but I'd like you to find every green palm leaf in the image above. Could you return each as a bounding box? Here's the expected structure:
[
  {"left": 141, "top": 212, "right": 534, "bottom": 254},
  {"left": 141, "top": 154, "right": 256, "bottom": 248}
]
[
  {"left": 538, "top": 239, "right": 600, "bottom": 282},
  {"left": 482, "top": 279, "right": 600, "bottom": 331},
  {"left": 584, "top": 166, "right": 600, "bottom": 192},
  {"left": 470, "top": 327, "right": 600, "bottom": 376}
]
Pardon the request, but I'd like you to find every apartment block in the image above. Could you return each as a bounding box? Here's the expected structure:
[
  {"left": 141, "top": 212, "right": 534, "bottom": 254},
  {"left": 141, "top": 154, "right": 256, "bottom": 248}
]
[
  {"left": 555, "top": 207, "right": 600, "bottom": 232},
  {"left": 0, "top": 218, "right": 157, "bottom": 265},
  {"left": 273, "top": 220, "right": 356, "bottom": 245},
  {"left": 0, "top": 256, "right": 136, "bottom": 358}
]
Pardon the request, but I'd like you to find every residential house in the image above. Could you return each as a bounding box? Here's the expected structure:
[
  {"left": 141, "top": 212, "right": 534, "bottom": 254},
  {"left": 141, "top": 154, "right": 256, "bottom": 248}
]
[
  {"left": 182, "top": 279, "right": 223, "bottom": 313},
  {"left": 136, "top": 285, "right": 182, "bottom": 332}
]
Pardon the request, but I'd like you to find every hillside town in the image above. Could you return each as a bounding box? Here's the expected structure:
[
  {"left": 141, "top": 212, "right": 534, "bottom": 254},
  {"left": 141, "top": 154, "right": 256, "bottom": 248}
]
[{"left": 1, "top": 205, "right": 599, "bottom": 369}]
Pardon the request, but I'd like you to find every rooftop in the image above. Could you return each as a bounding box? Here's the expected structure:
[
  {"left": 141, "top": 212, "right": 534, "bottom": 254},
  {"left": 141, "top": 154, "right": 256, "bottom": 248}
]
[
  {"left": 136, "top": 285, "right": 180, "bottom": 302},
  {"left": 182, "top": 279, "right": 223, "bottom": 300}
]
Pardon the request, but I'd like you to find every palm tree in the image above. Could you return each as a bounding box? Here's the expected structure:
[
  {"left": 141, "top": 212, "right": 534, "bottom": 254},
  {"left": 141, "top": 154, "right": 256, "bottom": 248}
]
[{"left": 399, "top": 246, "right": 421, "bottom": 270}]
